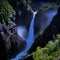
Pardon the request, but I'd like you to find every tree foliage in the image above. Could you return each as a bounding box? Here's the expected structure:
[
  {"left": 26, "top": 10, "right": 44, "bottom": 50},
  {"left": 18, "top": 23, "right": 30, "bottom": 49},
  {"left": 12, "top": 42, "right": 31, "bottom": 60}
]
[
  {"left": 0, "top": 0, "right": 15, "bottom": 24},
  {"left": 33, "top": 34, "right": 60, "bottom": 60}
]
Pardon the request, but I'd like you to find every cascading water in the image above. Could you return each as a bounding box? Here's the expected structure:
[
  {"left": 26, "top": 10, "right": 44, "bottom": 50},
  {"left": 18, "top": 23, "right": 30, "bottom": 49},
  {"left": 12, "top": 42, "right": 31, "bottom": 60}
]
[
  {"left": 25, "top": 11, "right": 37, "bottom": 51},
  {"left": 11, "top": 11, "right": 37, "bottom": 60}
]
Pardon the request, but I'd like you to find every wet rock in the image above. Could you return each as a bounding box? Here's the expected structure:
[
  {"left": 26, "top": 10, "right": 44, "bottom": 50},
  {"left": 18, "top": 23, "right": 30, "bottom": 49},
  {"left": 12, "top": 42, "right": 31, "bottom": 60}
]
[{"left": 0, "top": 22, "right": 26, "bottom": 60}]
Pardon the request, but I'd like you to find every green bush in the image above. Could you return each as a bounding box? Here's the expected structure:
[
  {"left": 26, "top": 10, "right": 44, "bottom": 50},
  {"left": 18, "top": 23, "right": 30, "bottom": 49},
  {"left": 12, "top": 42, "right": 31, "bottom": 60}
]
[
  {"left": 0, "top": 0, "right": 15, "bottom": 24},
  {"left": 33, "top": 34, "right": 60, "bottom": 60}
]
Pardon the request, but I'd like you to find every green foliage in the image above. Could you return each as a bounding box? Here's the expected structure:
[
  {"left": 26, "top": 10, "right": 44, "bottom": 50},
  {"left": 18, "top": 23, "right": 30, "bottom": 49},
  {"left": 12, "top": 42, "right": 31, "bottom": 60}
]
[
  {"left": 33, "top": 34, "right": 60, "bottom": 60},
  {"left": 0, "top": 0, "right": 15, "bottom": 24}
]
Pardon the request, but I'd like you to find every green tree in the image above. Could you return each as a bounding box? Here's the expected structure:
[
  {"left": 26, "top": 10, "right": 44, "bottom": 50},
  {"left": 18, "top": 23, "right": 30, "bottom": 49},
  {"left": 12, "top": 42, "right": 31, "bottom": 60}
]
[
  {"left": 0, "top": 0, "right": 15, "bottom": 24},
  {"left": 33, "top": 34, "right": 60, "bottom": 60}
]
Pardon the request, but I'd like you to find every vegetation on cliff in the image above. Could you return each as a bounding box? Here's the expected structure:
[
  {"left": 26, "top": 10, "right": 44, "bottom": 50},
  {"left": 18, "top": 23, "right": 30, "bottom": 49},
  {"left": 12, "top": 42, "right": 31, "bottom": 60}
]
[
  {"left": 0, "top": 0, "right": 26, "bottom": 60},
  {"left": 33, "top": 34, "right": 60, "bottom": 60},
  {"left": 0, "top": 0, "right": 15, "bottom": 24}
]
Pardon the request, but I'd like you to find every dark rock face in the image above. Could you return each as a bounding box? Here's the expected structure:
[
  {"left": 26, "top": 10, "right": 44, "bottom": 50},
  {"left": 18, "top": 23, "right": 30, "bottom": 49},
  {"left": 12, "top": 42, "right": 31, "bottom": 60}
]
[
  {"left": 0, "top": 22, "right": 26, "bottom": 60},
  {"left": 34, "top": 10, "right": 47, "bottom": 36},
  {"left": 8, "top": 0, "right": 33, "bottom": 30},
  {"left": 28, "top": 7, "right": 60, "bottom": 54},
  {"left": 16, "top": 10, "right": 33, "bottom": 29}
]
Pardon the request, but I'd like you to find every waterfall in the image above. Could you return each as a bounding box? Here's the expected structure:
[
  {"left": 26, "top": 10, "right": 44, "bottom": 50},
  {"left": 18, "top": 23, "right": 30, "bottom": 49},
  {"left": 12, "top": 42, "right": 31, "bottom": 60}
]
[
  {"left": 11, "top": 11, "right": 37, "bottom": 60},
  {"left": 11, "top": 9, "right": 57, "bottom": 60},
  {"left": 26, "top": 11, "right": 37, "bottom": 51}
]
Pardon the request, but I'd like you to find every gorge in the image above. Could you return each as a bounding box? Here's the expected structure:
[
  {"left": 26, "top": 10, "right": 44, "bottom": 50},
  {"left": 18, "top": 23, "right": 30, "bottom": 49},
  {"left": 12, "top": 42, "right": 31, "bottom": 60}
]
[{"left": 12, "top": 3, "right": 58, "bottom": 60}]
